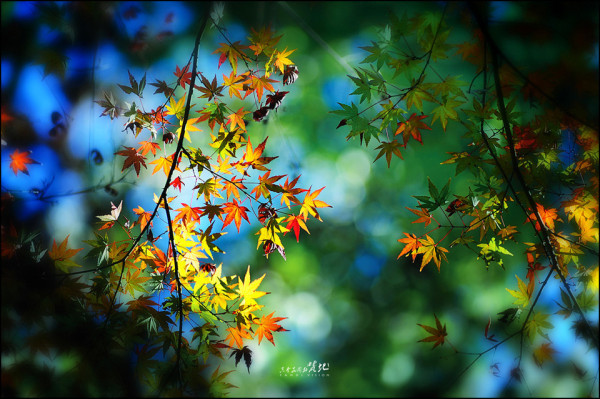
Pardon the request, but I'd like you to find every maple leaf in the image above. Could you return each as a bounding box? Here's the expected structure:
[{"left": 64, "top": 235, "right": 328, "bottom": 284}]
[
  {"left": 115, "top": 146, "right": 147, "bottom": 177},
  {"left": 257, "top": 204, "right": 278, "bottom": 225},
  {"left": 200, "top": 203, "right": 224, "bottom": 223},
  {"left": 273, "top": 47, "right": 296, "bottom": 74},
  {"left": 149, "top": 79, "right": 175, "bottom": 98},
  {"left": 223, "top": 176, "right": 247, "bottom": 201},
  {"left": 416, "top": 234, "right": 448, "bottom": 272},
  {"left": 397, "top": 232, "right": 421, "bottom": 261},
  {"left": 49, "top": 235, "right": 83, "bottom": 272},
  {"left": 280, "top": 175, "right": 307, "bottom": 208},
  {"left": 9, "top": 149, "right": 40, "bottom": 176},
  {"left": 170, "top": 176, "right": 185, "bottom": 192},
  {"left": 236, "top": 266, "right": 267, "bottom": 306},
  {"left": 195, "top": 177, "right": 224, "bottom": 202},
  {"left": 230, "top": 346, "right": 253, "bottom": 373},
  {"left": 406, "top": 206, "right": 432, "bottom": 226},
  {"left": 133, "top": 205, "right": 152, "bottom": 232},
  {"left": 533, "top": 343, "right": 557, "bottom": 367},
  {"left": 174, "top": 116, "right": 202, "bottom": 143},
  {"left": 222, "top": 71, "right": 247, "bottom": 100},
  {"left": 227, "top": 107, "right": 249, "bottom": 132},
  {"left": 165, "top": 95, "right": 186, "bottom": 118},
  {"left": 524, "top": 312, "right": 554, "bottom": 343},
  {"left": 241, "top": 137, "right": 278, "bottom": 172},
  {"left": 246, "top": 74, "right": 278, "bottom": 102},
  {"left": 255, "top": 217, "right": 289, "bottom": 259},
  {"left": 284, "top": 214, "right": 310, "bottom": 242},
  {"left": 431, "top": 97, "right": 464, "bottom": 131},
  {"left": 497, "top": 225, "right": 518, "bottom": 240},
  {"left": 395, "top": 113, "right": 432, "bottom": 145},
  {"left": 417, "top": 313, "right": 447, "bottom": 349},
  {"left": 174, "top": 64, "right": 192, "bottom": 89},
  {"left": 251, "top": 170, "right": 284, "bottom": 200},
  {"left": 525, "top": 252, "right": 545, "bottom": 286},
  {"left": 196, "top": 73, "right": 224, "bottom": 101},
  {"left": 212, "top": 41, "right": 249, "bottom": 74},
  {"left": 174, "top": 203, "right": 202, "bottom": 227},
  {"left": 248, "top": 25, "right": 282, "bottom": 56},
  {"left": 137, "top": 140, "right": 161, "bottom": 157},
  {"left": 96, "top": 200, "right": 123, "bottom": 230},
  {"left": 254, "top": 312, "right": 289, "bottom": 345},
  {"left": 222, "top": 199, "right": 250, "bottom": 232},
  {"left": 374, "top": 141, "right": 403, "bottom": 167},
  {"left": 525, "top": 203, "right": 562, "bottom": 231},
  {"left": 506, "top": 274, "right": 531, "bottom": 308},
  {"left": 445, "top": 198, "right": 465, "bottom": 216},
  {"left": 253, "top": 107, "right": 269, "bottom": 122},
  {"left": 149, "top": 155, "right": 174, "bottom": 177},
  {"left": 405, "top": 87, "right": 432, "bottom": 112},
  {"left": 511, "top": 125, "right": 539, "bottom": 151},
  {"left": 299, "top": 187, "right": 331, "bottom": 221},
  {"left": 224, "top": 326, "right": 253, "bottom": 349}
]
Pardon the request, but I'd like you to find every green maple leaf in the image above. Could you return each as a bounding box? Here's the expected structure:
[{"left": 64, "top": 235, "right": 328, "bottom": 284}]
[
  {"left": 506, "top": 274, "right": 530, "bottom": 308},
  {"left": 374, "top": 140, "right": 403, "bottom": 167},
  {"left": 431, "top": 97, "right": 465, "bottom": 131}
]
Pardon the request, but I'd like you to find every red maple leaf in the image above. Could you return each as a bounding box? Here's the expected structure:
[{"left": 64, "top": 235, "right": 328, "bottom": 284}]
[
  {"left": 9, "top": 149, "right": 40, "bottom": 176},
  {"left": 115, "top": 146, "right": 147, "bottom": 177},
  {"left": 174, "top": 64, "right": 192, "bottom": 89}
]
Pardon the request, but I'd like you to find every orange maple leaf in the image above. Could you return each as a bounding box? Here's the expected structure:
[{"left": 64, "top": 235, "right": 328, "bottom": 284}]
[
  {"left": 525, "top": 203, "right": 562, "bottom": 231},
  {"left": 48, "top": 235, "right": 83, "bottom": 272},
  {"left": 397, "top": 232, "right": 421, "bottom": 261},
  {"left": 242, "top": 137, "right": 278, "bottom": 172},
  {"left": 222, "top": 199, "right": 250, "bottom": 232},
  {"left": 406, "top": 205, "right": 432, "bottom": 226},
  {"left": 137, "top": 140, "right": 161, "bottom": 156},
  {"left": 254, "top": 312, "right": 289, "bottom": 346},
  {"left": 174, "top": 203, "right": 202, "bottom": 227},
  {"left": 133, "top": 206, "right": 153, "bottom": 232},
  {"left": 9, "top": 149, "right": 40, "bottom": 176},
  {"left": 227, "top": 107, "right": 250, "bottom": 132},
  {"left": 224, "top": 326, "right": 253, "bottom": 349},
  {"left": 280, "top": 175, "right": 307, "bottom": 208}
]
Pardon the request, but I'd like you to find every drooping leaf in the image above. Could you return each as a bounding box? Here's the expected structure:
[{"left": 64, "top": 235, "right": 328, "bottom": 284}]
[{"left": 506, "top": 274, "right": 531, "bottom": 308}]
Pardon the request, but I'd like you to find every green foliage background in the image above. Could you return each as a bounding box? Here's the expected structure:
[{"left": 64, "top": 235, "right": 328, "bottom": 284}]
[{"left": 2, "top": 1, "right": 598, "bottom": 397}]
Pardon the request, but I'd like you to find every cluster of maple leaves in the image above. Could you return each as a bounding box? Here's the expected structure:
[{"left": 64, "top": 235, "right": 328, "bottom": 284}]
[
  {"left": 334, "top": 4, "right": 599, "bottom": 376},
  {"left": 5, "top": 18, "right": 330, "bottom": 393}
]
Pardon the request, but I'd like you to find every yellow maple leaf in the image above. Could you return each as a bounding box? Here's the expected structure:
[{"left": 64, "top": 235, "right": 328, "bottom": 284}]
[
  {"left": 273, "top": 47, "right": 296, "bottom": 74},
  {"left": 236, "top": 266, "right": 266, "bottom": 306},
  {"left": 416, "top": 234, "right": 448, "bottom": 272},
  {"left": 506, "top": 274, "right": 531, "bottom": 308}
]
